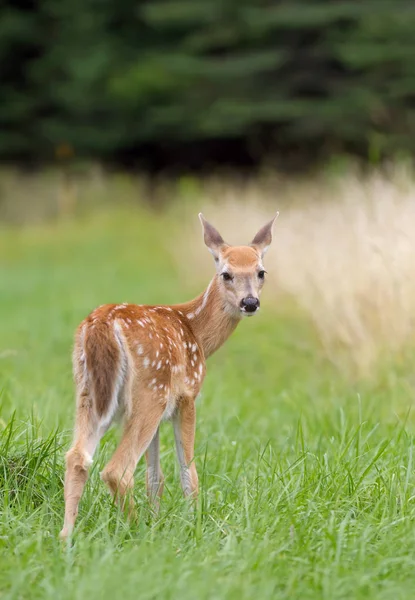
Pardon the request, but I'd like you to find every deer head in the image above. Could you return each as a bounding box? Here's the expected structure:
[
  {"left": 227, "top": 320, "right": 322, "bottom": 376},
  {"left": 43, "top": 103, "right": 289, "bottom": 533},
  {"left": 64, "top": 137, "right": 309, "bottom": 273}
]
[{"left": 199, "top": 212, "right": 278, "bottom": 318}]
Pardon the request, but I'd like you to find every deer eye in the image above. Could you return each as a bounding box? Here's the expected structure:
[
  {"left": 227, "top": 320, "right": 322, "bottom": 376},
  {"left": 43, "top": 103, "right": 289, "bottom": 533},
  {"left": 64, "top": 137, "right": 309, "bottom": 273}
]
[
  {"left": 258, "top": 270, "right": 266, "bottom": 280},
  {"left": 221, "top": 272, "right": 233, "bottom": 282}
]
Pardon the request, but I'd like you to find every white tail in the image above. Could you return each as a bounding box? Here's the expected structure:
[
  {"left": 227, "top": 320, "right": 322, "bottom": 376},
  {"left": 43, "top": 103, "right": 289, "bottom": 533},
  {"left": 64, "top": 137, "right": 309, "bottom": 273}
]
[{"left": 60, "top": 213, "right": 277, "bottom": 539}]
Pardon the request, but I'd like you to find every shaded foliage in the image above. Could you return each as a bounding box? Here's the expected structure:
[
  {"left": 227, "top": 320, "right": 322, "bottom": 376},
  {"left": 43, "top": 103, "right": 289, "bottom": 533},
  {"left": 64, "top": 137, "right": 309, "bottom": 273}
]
[{"left": 1, "top": 0, "right": 415, "bottom": 167}]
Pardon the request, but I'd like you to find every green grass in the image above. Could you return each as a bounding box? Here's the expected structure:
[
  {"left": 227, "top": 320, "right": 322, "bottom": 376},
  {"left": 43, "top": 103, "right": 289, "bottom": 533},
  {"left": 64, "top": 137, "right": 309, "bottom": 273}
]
[{"left": 1, "top": 208, "right": 415, "bottom": 599}]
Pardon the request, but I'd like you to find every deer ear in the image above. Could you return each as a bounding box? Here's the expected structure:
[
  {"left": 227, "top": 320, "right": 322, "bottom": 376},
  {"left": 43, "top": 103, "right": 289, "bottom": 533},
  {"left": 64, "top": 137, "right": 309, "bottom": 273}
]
[
  {"left": 251, "top": 212, "right": 279, "bottom": 257},
  {"left": 199, "top": 213, "right": 228, "bottom": 261}
]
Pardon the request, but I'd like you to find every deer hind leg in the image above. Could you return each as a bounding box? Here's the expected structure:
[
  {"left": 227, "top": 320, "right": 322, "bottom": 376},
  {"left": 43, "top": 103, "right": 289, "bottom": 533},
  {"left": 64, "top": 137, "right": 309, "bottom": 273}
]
[
  {"left": 101, "top": 389, "right": 165, "bottom": 519},
  {"left": 60, "top": 392, "right": 103, "bottom": 540},
  {"left": 60, "top": 322, "right": 125, "bottom": 541},
  {"left": 173, "top": 396, "right": 198, "bottom": 500},
  {"left": 145, "top": 427, "right": 164, "bottom": 511}
]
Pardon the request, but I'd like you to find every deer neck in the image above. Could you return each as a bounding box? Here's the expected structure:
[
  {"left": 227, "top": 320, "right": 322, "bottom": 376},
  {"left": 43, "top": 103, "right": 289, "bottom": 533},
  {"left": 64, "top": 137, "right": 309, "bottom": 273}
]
[{"left": 175, "top": 276, "right": 240, "bottom": 358}]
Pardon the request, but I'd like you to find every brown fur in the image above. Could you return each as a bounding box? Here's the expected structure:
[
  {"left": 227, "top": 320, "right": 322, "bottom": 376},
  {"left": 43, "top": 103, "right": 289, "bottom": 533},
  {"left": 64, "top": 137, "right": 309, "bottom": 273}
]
[
  {"left": 82, "top": 317, "right": 121, "bottom": 417},
  {"left": 59, "top": 214, "right": 276, "bottom": 540}
]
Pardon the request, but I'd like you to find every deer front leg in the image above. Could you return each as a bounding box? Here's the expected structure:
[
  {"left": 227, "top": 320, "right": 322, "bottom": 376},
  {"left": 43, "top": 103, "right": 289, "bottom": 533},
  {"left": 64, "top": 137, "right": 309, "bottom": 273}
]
[
  {"left": 173, "top": 396, "right": 198, "bottom": 499},
  {"left": 145, "top": 427, "right": 164, "bottom": 511}
]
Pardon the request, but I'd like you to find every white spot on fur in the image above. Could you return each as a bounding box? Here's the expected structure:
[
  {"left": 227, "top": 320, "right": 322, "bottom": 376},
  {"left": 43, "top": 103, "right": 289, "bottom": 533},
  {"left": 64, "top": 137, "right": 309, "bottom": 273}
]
[
  {"left": 191, "top": 344, "right": 197, "bottom": 352},
  {"left": 157, "top": 361, "right": 162, "bottom": 369},
  {"left": 83, "top": 451, "right": 93, "bottom": 468},
  {"left": 137, "top": 345, "right": 143, "bottom": 355},
  {"left": 143, "top": 357, "right": 150, "bottom": 368},
  {"left": 187, "top": 313, "right": 194, "bottom": 320}
]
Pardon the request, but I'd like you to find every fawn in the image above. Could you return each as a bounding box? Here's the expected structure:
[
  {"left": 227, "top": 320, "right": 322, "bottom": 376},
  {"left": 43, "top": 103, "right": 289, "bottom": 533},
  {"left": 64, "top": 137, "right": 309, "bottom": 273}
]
[{"left": 60, "top": 212, "right": 278, "bottom": 539}]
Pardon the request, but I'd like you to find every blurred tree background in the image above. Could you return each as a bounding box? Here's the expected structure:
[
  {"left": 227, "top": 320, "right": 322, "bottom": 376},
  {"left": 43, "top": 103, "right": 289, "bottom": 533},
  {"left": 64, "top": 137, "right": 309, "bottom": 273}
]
[{"left": 1, "top": 0, "right": 414, "bottom": 170}]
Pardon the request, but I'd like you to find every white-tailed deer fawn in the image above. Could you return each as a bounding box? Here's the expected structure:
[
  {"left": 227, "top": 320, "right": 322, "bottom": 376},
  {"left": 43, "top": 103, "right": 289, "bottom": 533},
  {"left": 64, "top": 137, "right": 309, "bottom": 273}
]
[{"left": 60, "top": 212, "right": 278, "bottom": 539}]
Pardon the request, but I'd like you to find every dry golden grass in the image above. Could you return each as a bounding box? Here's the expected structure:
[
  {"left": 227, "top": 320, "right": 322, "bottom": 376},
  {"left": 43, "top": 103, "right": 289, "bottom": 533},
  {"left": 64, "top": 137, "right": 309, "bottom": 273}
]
[
  {"left": 170, "top": 165, "right": 415, "bottom": 376},
  {"left": 0, "top": 165, "right": 149, "bottom": 224},
  {"left": 3, "top": 163, "right": 415, "bottom": 375}
]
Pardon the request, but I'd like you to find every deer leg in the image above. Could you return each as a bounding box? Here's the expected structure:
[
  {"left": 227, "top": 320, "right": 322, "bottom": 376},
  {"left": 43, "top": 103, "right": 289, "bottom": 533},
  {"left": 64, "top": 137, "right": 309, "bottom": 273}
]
[
  {"left": 60, "top": 394, "right": 103, "bottom": 540},
  {"left": 173, "top": 397, "right": 198, "bottom": 500},
  {"left": 145, "top": 427, "right": 164, "bottom": 510},
  {"left": 101, "top": 398, "right": 164, "bottom": 519}
]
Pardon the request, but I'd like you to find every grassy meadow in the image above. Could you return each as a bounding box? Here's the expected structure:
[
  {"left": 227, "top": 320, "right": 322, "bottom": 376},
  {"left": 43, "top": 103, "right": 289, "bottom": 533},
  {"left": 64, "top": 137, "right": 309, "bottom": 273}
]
[{"left": 2, "top": 168, "right": 415, "bottom": 599}]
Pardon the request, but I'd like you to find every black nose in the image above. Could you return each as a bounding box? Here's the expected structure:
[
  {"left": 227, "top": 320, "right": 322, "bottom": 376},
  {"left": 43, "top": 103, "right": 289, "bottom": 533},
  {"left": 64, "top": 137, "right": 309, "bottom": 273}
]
[{"left": 240, "top": 296, "right": 260, "bottom": 313}]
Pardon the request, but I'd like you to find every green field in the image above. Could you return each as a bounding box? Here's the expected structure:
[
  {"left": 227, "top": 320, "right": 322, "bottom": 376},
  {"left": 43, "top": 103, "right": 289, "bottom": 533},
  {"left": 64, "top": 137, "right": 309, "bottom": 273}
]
[{"left": 1, "top": 207, "right": 415, "bottom": 599}]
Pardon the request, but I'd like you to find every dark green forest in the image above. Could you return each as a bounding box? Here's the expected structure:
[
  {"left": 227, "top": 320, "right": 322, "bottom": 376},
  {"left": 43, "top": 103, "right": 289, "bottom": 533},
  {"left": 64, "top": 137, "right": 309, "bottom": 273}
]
[{"left": 2, "top": 0, "right": 415, "bottom": 168}]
